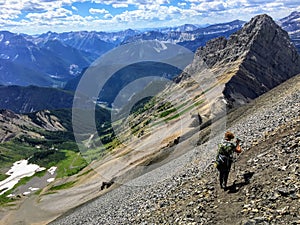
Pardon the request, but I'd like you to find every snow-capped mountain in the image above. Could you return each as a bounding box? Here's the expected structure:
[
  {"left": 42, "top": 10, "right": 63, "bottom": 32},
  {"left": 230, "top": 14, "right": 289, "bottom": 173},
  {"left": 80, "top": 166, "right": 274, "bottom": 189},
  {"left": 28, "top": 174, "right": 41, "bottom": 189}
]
[
  {"left": 279, "top": 11, "right": 300, "bottom": 32},
  {"left": 279, "top": 11, "right": 300, "bottom": 52},
  {"left": 27, "top": 29, "right": 140, "bottom": 61},
  {"left": 158, "top": 24, "right": 200, "bottom": 33},
  {"left": 122, "top": 20, "right": 246, "bottom": 52}
]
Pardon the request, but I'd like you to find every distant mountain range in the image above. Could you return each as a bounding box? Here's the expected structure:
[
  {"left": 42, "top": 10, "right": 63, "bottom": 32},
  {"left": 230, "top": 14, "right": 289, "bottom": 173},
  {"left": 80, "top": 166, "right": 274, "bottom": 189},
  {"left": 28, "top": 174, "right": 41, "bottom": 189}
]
[
  {"left": 0, "top": 12, "right": 299, "bottom": 88},
  {"left": 0, "top": 31, "right": 91, "bottom": 87},
  {"left": 121, "top": 20, "right": 245, "bottom": 50},
  {"left": 0, "top": 11, "right": 299, "bottom": 114}
]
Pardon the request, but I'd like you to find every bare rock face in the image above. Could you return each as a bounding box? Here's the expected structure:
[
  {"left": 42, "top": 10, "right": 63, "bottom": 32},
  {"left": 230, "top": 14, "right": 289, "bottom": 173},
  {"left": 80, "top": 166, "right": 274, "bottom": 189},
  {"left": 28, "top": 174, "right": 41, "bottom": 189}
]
[{"left": 196, "top": 14, "right": 300, "bottom": 108}]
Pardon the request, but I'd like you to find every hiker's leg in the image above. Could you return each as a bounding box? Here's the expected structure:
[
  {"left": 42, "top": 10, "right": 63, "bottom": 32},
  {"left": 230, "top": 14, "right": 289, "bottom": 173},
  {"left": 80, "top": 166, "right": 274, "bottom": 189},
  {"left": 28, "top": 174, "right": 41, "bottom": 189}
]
[
  {"left": 219, "top": 171, "right": 224, "bottom": 187},
  {"left": 219, "top": 169, "right": 227, "bottom": 188},
  {"left": 224, "top": 160, "right": 233, "bottom": 187},
  {"left": 223, "top": 169, "right": 230, "bottom": 187}
]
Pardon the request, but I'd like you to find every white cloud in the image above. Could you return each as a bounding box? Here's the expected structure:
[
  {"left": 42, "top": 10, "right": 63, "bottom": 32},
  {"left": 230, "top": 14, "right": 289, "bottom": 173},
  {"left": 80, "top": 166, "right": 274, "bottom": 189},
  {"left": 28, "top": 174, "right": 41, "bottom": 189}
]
[
  {"left": 104, "top": 13, "right": 113, "bottom": 19},
  {"left": 26, "top": 7, "right": 73, "bottom": 21},
  {"left": 190, "top": 1, "right": 227, "bottom": 12},
  {"left": 72, "top": 5, "right": 78, "bottom": 11},
  {"left": 112, "top": 4, "right": 186, "bottom": 23},
  {"left": 112, "top": 3, "right": 128, "bottom": 8},
  {"left": 0, "top": 0, "right": 299, "bottom": 34},
  {"left": 266, "top": 2, "right": 285, "bottom": 7},
  {"left": 89, "top": 8, "right": 109, "bottom": 14},
  {"left": 92, "top": 0, "right": 170, "bottom": 8}
]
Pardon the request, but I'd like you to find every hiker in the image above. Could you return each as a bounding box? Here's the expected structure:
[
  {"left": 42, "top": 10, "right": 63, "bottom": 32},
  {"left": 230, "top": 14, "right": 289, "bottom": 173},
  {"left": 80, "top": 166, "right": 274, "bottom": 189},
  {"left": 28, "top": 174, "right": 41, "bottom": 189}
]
[{"left": 215, "top": 131, "right": 242, "bottom": 189}]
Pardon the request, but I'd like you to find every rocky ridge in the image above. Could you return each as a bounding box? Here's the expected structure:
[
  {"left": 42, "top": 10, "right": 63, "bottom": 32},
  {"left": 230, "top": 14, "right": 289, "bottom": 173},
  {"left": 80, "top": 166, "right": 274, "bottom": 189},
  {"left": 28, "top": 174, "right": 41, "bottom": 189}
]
[
  {"left": 194, "top": 14, "right": 300, "bottom": 108},
  {"left": 50, "top": 70, "right": 300, "bottom": 224},
  {"left": 0, "top": 109, "right": 66, "bottom": 143}
]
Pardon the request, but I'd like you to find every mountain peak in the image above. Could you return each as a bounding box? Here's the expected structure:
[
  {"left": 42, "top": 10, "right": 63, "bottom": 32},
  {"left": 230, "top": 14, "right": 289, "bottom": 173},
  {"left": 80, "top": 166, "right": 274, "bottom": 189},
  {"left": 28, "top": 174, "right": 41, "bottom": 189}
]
[
  {"left": 241, "top": 13, "right": 283, "bottom": 37},
  {"left": 290, "top": 11, "right": 300, "bottom": 17},
  {"left": 250, "top": 13, "right": 273, "bottom": 22}
]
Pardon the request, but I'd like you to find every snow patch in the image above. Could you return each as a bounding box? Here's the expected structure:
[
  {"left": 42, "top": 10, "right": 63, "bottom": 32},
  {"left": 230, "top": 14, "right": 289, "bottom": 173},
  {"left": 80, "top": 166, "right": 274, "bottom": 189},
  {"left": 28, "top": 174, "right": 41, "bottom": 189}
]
[
  {"left": 28, "top": 187, "right": 40, "bottom": 191},
  {"left": 7, "top": 194, "right": 15, "bottom": 198},
  {"left": 289, "top": 29, "right": 300, "bottom": 34},
  {"left": 69, "top": 64, "right": 79, "bottom": 75},
  {"left": 28, "top": 47, "right": 36, "bottom": 62},
  {"left": 154, "top": 42, "right": 168, "bottom": 52},
  {"left": 0, "top": 160, "right": 45, "bottom": 195},
  {"left": 291, "top": 17, "right": 300, "bottom": 22},
  {"left": 0, "top": 54, "right": 10, "bottom": 60},
  {"left": 49, "top": 74, "right": 62, "bottom": 79},
  {"left": 47, "top": 178, "right": 55, "bottom": 183},
  {"left": 48, "top": 167, "right": 57, "bottom": 175},
  {"left": 36, "top": 166, "right": 46, "bottom": 172},
  {"left": 12, "top": 54, "right": 19, "bottom": 61}
]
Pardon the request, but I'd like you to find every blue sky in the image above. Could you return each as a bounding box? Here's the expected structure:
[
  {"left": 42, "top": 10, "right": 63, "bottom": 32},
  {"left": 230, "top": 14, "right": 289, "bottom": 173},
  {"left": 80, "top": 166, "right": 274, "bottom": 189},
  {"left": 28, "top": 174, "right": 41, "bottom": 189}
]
[{"left": 0, "top": 0, "right": 299, "bottom": 34}]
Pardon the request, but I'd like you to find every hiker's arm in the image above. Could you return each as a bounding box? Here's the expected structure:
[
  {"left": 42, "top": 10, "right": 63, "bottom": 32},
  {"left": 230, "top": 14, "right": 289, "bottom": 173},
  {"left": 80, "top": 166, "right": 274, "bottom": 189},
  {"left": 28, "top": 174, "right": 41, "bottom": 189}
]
[{"left": 235, "top": 140, "right": 242, "bottom": 153}]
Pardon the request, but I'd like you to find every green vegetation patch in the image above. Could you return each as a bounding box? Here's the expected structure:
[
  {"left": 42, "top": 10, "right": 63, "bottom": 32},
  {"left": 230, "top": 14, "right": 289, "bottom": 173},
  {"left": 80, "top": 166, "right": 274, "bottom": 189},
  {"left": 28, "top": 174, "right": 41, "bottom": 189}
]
[
  {"left": 0, "top": 142, "right": 37, "bottom": 169},
  {"left": 15, "top": 131, "right": 77, "bottom": 151},
  {"left": 159, "top": 108, "right": 177, "bottom": 118},
  {"left": 49, "top": 181, "right": 76, "bottom": 191},
  {"left": 0, "top": 194, "right": 14, "bottom": 206},
  {"left": 130, "top": 96, "right": 155, "bottom": 115},
  {"left": 55, "top": 150, "right": 87, "bottom": 178},
  {"left": 0, "top": 173, "right": 9, "bottom": 182},
  {"left": 157, "top": 102, "right": 173, "bottom": 112},
  {"left": 28, "top": 149, "right": 66, "bottom": 168},
  {"left": 82, "top": 147, "right": 105, "bottom": 163}
]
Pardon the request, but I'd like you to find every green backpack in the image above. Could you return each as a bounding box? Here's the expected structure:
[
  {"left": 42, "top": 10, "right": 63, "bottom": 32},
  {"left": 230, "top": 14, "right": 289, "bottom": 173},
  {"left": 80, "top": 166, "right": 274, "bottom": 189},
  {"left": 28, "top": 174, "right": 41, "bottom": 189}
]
[
  {"left": 217, "top": 141, "right": 235, "bottom": 158},
  {"left": 215, "top": 141, "right": 235, "bottom": 169}
]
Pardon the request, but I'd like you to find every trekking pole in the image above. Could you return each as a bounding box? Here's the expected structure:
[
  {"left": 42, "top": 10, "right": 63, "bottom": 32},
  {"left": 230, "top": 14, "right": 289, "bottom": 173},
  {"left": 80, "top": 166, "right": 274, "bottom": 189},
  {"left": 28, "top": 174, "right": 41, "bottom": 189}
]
[
  {"left": 234, "top": 152, "right": 242, "bottom": 182},
  {"left": 233, "top": 157, "right": 236, "bottom": 171},
  {"left": 234, "top": 137, "right": 242, "bottom": 175}
]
